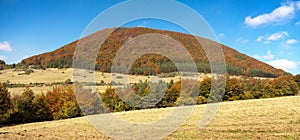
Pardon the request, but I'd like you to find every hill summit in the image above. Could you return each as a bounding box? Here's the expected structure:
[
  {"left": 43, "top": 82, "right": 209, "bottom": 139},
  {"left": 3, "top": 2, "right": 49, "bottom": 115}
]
[{"left": 21, "top": 27, "right": 287, "bottom": 77}]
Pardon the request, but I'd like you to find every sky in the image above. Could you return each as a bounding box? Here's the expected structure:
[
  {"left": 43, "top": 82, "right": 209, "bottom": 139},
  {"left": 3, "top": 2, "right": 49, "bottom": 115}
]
[{"left": 0, "top": 0, "right": 300, "bottom": 75}]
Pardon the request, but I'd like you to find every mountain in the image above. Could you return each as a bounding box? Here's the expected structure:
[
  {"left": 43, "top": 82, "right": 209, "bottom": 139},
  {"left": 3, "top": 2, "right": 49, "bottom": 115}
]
[{"left": 21, "top": 27, "right": 287, "bottom": 78}]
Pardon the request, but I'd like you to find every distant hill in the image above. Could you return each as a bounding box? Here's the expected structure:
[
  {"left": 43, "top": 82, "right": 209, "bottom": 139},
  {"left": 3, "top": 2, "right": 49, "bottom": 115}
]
[{"left": 21, "top": 27, "right": 287, "bottom": 77}]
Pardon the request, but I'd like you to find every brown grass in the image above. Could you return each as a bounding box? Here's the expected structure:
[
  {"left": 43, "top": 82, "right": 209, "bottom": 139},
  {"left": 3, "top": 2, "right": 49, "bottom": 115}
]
[
  {"left": 0, "top": 68, "right": 182, "bottom": 94},
  {"left": 0, "top": 96, "right": 299, "bottom": 139}
]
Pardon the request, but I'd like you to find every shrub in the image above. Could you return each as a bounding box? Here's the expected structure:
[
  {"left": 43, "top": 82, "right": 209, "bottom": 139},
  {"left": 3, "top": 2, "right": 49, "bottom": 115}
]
[
  {"left": 10, "top": 87, "right": 35, "bottom": 123},
  {"left": 33, "top": 93, "right": 52, "bottom": 121},
  {"left": 74, "top": 83, "right": 104, "bottom": 115},
  {"left": 45, "top": 86, "right": 81, "bottom": 120},
  {"left": 0, "top": 83, "right": 11, "bottom": 124},
  {"left": 157, "top": 81, "right": 180, "bottom": 107}
]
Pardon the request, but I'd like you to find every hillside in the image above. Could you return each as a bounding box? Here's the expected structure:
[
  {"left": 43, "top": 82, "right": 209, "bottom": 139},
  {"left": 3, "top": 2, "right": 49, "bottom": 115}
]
[
  {"left": 1, "top": 96, "right": 299, "bottom": 139},
  {"left": 21, "top": 27, "right": 287, "bottom": 77}
]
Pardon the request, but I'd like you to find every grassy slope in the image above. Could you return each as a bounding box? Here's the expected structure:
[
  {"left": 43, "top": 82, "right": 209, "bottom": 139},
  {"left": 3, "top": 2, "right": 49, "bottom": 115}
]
[
  {"left": 0, "top": 68, "right": 156, "bottom": 84},
  {"left": 0, "top": 68, "right": 181, "bottom": 94},
  {"left": 0, "top": 96, "right": 299, "bottom": 139},
  {"left": 0, "top": 68, "right": 271, "bottom": 95}
]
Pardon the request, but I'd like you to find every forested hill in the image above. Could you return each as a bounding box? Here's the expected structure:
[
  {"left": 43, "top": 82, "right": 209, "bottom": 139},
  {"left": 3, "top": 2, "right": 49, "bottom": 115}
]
[{"left": 21, "top": 27, "right": 287, "bottom": 77}]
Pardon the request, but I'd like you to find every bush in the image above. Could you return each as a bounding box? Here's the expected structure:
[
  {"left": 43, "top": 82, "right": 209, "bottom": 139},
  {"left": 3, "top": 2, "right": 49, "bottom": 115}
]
[
  {"left": 9, "top": 87, "right": 35, "bottom": 123},
  {"left": 65, "top": 79, "right": 73, "bottom": 84},
  {"left": 224, "top": 78, "right": 245, "bottom": 101},
  {"left": 33, "top": 93, "right": 52, "bottom": 121},
  {"left": 30, "top": 65, "right": 45, "bottom": 70},
  {"left": 0, "top": 83, "right": 11, "bottom": 124},
  {"left": 74, "top": 83, "right": 104, "bottom": 115},
  {"left": 157, "top": 81, "right": 180, "bottom": 108},
  {"left": 45, "top": 86, "right": 81, "bottom": 120}
]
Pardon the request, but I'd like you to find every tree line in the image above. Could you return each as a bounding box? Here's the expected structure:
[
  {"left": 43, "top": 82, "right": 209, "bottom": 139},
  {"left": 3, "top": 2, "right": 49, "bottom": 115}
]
[{"left": 0, "top": 75, "right": 299, "bottom": 126}]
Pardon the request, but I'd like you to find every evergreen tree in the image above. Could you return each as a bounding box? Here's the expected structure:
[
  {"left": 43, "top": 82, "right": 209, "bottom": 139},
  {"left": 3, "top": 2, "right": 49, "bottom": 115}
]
[
  {"left": 33, "top": 93, "right": 52, "bottom": 121},
  {"left": 0, "top": 83, "right": 11, "bottom": 124},
  {"left": 12, "top": 87, "right": 35, "bottom": 123}
]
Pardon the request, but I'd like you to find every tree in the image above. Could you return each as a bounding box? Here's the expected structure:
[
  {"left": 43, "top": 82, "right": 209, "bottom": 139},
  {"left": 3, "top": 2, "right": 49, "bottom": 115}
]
[
  {"left": 157, "top": 81, "right": 180, "bottom": 107},
  {"left": 179, "top": 79, "right": 199, "bottom": 105},
  {"left": 0, "top": 60, "right": 5, "bottom": 70},
  {"left": 0, "top": 82, "right": 11, "bottom": 124},
  {"left": 99, "top": 87, "right": 122, "bottom": 112},
  {"left": 273, "top": 76, "right": 299, "bottom": 96},
  {"left": 33, "top": 93, "right": 52, "bottom": 121},
  {"left": 198, "top": 77, "right": 211, "bottom": 104},
  {"left": 224, "top": 78, "right": 245, "bottom": 101},
  {"left": 20, "top": 87, "right": 35, "bottom": 121},
  {"left": 262, "top": 82, "right": 275, "bottom": 98},
  {"left": 45, "top": 86, "right": 81, "bottom": 120},
  {"left": 11, "top": 87, "right": 35, "bottom": 123},
  {"left": 74, "top": 83, "right": 104, "bottom": 115},
  {"left": 45, "top": 86, "right": 65, "bottom": 119},
  {"left": 293, "top": 74, "right": 300, "bottom": 87},
  {"left": 250, "top": 80, "right": 265, "bottom": 99}
]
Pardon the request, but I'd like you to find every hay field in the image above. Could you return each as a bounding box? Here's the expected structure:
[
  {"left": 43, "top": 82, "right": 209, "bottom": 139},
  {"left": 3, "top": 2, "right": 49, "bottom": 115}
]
[
  {"left": 0, "top": 96, "right": 299, "bottom": 139},
  {"left": 1, "top": 68, "right": 260, "bottom": 95},
  {"left": 0, "top": 68, "right": 182, "bottom": 94},
  {"left": 0, "top": 68, "right": 161, "bottom": 84}
]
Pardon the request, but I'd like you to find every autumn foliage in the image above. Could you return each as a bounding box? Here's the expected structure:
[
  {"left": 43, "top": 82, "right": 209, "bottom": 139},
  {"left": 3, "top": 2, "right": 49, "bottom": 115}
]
[
  {"left": 0, "top": 85, "right": 82, "bottom": 125},
  {"left": 45, "top": 86, "right": 81, "bottom": 120},
  {"left": 21, "top": 27, "right": 287, "bottom": 77},
  {"left": 0, "top": 75, "right": 299, "bottom": 126}
]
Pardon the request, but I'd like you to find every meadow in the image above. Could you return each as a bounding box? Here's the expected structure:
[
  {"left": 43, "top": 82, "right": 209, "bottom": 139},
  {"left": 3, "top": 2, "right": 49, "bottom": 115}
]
[
  {"left": 1, "top": 67, "right": 299, "bottom": 139},
  {"left": 0, "top": 68, "right": 181, "bottom": 94},
  {"left": 0, "top": 96, "right": 299, "bottom": 139}
]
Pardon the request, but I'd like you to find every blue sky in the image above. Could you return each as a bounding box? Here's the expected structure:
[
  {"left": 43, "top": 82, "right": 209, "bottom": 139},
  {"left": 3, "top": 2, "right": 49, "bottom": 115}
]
[{"left": 0, "top": 0, "right": 300, "bottom": 75}]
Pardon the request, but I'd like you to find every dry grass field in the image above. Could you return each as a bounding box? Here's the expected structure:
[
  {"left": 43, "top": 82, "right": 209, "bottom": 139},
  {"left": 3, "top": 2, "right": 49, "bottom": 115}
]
[
  {"left": 0, "top": 68, "right": 73, "bottom": 84},
  {"left": 0, "top": 68, "right": 182, "bottom": 94},
  {"left": 1, "top": 68, "right": 267, "bottom": 95},
  {"left": 0, "top": 68, "right": 164, "bottom": 84},
  {"left": 0, "top": 96, "right": 299, "bottom": 139}
]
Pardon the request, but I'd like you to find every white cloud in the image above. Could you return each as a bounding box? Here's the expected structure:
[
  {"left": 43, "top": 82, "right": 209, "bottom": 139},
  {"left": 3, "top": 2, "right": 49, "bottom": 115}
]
[
  {"left": 256, "top": 36, "right": 264, "bottom": 42},
  {"left": 254, "top": 51, "right": 274, "bottom": 61},
  {"left": 0, "top": 41, "right": 12, "bottom": 52},
  {"left": 281, "top": 39, "right": 298, "bottom": 48},
  {"left": 264, "top": 41, "right": 272, "bottom": 44},
  {"left": 262, "top": 51, "right": 274, "bottom": 60},
  {"left": 244, "top": 3, "right": 296, "bottom": 27},
  {"left": 267, "top": 59, "right": 298, "bottom": 71},
  {"left": 0, "top": 55, "right": 7, "bottom": 60},
  {"left": 218, "top": 33, "right": 225, "bottom": 39},
  {"left": 253, "top": 54, "right": 262, "bottom": 59},
  {"left": 237, "top": 37, "right": 249, "bottom": 44},
  {"left": 256, "top": 31, "right": 288, "bottom": 44},
  {"left": 267, "top": 31, "right": 288, "bottom": 41},
  {"left": 286, "top": 39, "right": 298, "bottom": 44},
  {"left": 295, "top": 21, "right": 300, "bottom": 26}
]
